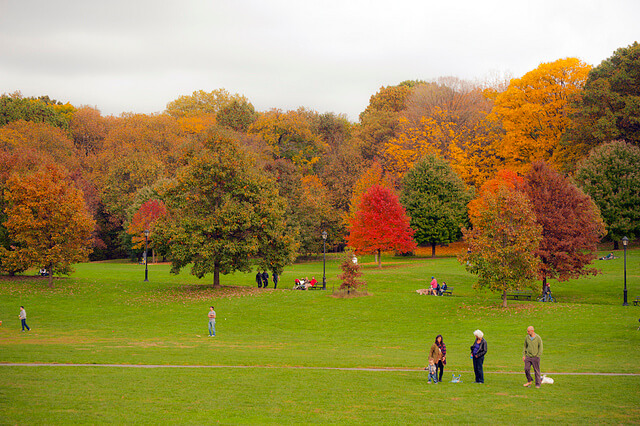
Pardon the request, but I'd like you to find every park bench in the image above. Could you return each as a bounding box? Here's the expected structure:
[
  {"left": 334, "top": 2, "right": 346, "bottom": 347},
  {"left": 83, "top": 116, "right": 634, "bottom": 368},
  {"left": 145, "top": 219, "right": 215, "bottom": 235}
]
[
  {"left": 308, "top": 283, "right": 325, "bottom": 290},
  {"left": 505, "top": 291, "right": 533, "bottom": 301},
  {"left": 633, "top": 297, "right": 639, "bottom": 306},
  {"left": 441, "top": 287, "right": 453, "bottom": 296}
]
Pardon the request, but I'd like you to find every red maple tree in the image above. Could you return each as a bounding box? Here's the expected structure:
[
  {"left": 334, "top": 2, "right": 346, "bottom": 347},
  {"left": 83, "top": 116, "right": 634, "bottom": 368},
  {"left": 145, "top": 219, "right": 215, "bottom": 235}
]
[
  {"left": 347, "top": 185, "right": 416, "bottom": 268},
  {"left": 523, "top": 161, "right": 606, "bottom": 290},
  {"left": 127, "top": 199, "right": 167, "bottom": 257}
]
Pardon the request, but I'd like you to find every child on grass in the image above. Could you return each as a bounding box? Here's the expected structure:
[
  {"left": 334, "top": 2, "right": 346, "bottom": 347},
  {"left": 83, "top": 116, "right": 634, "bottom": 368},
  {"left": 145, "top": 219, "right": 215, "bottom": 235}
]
[{"left": 427, "top": 359, "right": 438, "bottom": 384}]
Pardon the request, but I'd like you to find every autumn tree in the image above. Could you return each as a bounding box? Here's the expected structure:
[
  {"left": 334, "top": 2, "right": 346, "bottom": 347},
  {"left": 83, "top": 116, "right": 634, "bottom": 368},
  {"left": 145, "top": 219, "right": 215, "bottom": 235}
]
[
  {"left": 216, "top": 99, "right": 258, "bottom": 132},
  {"left": 460, "top": 185, "right": 542, "bottom": 307},
  {"left": 492, "top": 58, "right": 591, "bottom": 171},
  {"left": 0, "top": 166, "right": 95, "bottom": 286},
  {"left": 165, "top": 89, "right": 249, "bottom": 118},
  {"left": 248, "top": 108, "right": 327, "bottom": 166},
  {"left": 155, "top": 132, "right": 297, "bottom": 288},
  {"left": 382, "top": 79, "right": 501, "bottom": 187},
  {"left": 337, "top": 250, "right": 365, "bottom": 292},
  {"left": 523, "top": 161, "right": 606, "bottom": 290},
  {"left": 400, "top": 154, "right": 472, "bottom": 257},
  {"left": 575, "top": 140, "right": 640, "bottom": 248},
  {"left": 347, "top": 185, "right": 416, "bottom": 268},
  {"left": 69, "top": 106, "right": 110, "bottom": 156},
  {"left": 565, "top": 42, "right": 640, "bottom": 157},
  {"left": 126, "top": 199, "right": 167, "bottom": 262},
  {"left": 0, "top": 92, "right": 75, "bottom": 130}
]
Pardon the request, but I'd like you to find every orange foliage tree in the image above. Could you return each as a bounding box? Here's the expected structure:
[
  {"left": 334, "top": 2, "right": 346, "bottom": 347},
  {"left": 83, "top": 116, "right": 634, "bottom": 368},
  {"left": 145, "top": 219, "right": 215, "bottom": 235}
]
[
  {"left": 0, "top": 166, "right": 95, "bottom": 286},
  {"left": 492, "top": 57, "right": 591, "bottom": 171},
  {"left": 127, "top": 199, "right": 167, "bottom": 262}
]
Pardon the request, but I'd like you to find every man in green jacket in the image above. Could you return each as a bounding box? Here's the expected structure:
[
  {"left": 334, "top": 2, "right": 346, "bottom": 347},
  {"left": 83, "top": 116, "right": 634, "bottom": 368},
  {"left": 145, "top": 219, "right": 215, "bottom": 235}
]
[{"left": 523, "top": 326, "right": 543, "bottom": 388}]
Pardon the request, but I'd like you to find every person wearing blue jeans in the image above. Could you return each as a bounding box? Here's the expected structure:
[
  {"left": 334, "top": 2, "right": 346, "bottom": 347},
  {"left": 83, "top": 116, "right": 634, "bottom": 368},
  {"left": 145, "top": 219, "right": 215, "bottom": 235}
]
[
  {"left": 19, "top": 306, "right": 30, "bottom": 332},
  {"left": 208, "top": 306, "right": 216, "bottom": 337},
  {"left": 471, "top": 329, "right": 487, "bottom": 383}
]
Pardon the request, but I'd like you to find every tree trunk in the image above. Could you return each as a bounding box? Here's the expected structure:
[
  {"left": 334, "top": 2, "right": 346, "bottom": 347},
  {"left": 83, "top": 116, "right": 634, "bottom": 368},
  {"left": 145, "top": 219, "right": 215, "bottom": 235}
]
[
  {"left": 377, "top": 249, "right": 382, "bottom": 268},
  {"left": 614, "top": 240, "right": 619, "bottom": 250},
  {"left": 431, "top": 242, "right": 436, "bottom": 258},
  {"left": 502, "top": 289, "right": 507, "bottom": 308},
  {"left": 152, "top": 249, "right": 156, "bottom": 264},
  {"left": 48, "top": 264, "right": 53, "bottom": 288},
  {"left": 213, "top": 261, "right": 221, "bottom": 288},
  {"left": 541, "top": 275, "right": 547, "bottom": 292}
]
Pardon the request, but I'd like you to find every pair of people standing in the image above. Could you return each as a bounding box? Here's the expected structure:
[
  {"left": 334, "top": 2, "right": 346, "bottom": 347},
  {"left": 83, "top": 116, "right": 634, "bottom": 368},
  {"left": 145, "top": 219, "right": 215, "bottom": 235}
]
[
  {"left": 468, "top": 327, "right": 543, "bottom": 386},
  {"left": 427, "top": 335, "right": 447, "bottom": 383},
  {"left": 255, "top": 271, "right": 279, "bottom": 289}
]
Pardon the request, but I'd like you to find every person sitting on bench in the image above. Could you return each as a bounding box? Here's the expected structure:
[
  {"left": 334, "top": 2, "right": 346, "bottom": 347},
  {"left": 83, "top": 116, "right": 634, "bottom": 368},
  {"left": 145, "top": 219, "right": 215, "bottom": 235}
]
[{"left": 307, "top": 277, "right": 318, "bottom": 289}]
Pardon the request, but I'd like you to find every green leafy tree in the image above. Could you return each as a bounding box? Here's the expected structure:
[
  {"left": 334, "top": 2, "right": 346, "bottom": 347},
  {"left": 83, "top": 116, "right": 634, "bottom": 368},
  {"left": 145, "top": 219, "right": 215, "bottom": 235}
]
[
  {"left": 155, "top": 132, "right": 297, "bottom": 288},
  {"left": 0, "top": 166, "right": 95, "bottom": 286},
  {"left": 400, "top": 154, "right": 472, "bottom": 257},
  {"left": 217, "top": 99, "right": 258, "bottom": 132},
  {"left": 575, "top": 140, "right": 640, "bottom": 248},
  {"left": 565, "top": 42, "right": 640, "bottom": 157},
  {"left": 460, "top": 185, "right": 542, "bottom": 307}
]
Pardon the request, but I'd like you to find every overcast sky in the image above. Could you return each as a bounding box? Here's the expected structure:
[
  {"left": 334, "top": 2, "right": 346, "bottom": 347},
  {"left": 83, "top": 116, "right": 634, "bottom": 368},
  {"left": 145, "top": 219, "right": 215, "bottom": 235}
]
[{"left": 1, "top": 0, "right": 638, "bottom": 121}]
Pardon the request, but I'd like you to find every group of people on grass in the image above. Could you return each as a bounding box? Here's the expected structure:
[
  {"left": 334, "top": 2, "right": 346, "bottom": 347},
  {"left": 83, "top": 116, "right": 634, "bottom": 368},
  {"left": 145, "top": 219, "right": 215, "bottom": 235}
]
[
  {"left": 293, "top": 276, "right": 319, "bottom": 290},
  {"left": 426, "top": 326, "right": 543, "bottom": 387},
  {"left": 255, "top": 271, "right": 279, "bottom": 289}
]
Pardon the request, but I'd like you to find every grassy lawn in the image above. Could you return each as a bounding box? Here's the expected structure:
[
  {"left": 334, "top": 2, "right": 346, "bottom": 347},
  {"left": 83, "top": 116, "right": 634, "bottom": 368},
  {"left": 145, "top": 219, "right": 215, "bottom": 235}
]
[{"left": 1, "top": 248, "right": 639, "bottom": 423}]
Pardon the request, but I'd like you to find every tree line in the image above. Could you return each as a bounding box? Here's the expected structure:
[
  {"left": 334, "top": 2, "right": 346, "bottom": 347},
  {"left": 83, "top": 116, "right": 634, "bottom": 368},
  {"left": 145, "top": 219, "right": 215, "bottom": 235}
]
[{"left": 0, "top": 42, "right": 638, "bottom": 288}]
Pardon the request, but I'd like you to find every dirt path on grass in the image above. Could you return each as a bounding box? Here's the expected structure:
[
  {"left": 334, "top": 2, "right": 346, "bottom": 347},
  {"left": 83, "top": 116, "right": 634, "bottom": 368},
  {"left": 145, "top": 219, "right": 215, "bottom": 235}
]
[{"left": 1, "top": 363, "right": 639, "bottom": 375}]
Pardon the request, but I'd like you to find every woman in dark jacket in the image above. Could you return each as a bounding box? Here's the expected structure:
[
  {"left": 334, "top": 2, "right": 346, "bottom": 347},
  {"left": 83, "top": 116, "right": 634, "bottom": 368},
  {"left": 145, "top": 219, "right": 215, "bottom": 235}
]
[
  {"left": 435, "top": 335, "right": 446, "bottom": 382},
  {"left": 470, "top": 329, "right": 487, "bottom": 383}
]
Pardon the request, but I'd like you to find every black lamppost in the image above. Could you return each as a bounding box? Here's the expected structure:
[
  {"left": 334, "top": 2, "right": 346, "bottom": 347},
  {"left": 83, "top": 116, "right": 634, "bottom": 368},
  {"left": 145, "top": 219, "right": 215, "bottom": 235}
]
[
  {"left": 144, "top": 229, "right": 149, "bottom": 282},
  {"left": 322, "top": 231, "right": 327, "bottom": 290},
  {"left": 622, "top": 236, "right": 628, "bottom": 306}
]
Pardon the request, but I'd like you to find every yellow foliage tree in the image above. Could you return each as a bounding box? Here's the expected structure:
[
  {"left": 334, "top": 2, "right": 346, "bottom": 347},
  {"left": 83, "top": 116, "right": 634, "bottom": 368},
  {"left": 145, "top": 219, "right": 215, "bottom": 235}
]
[{"left": 491, "top": 57, "right": 591, "bottom": 171}]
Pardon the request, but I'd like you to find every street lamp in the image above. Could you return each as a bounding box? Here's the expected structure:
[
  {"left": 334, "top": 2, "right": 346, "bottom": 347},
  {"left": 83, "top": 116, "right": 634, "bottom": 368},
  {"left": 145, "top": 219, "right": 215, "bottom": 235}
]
[
  {"left": 322, "top": 231, "right": 327, "bottom": 290},
  {"left": 144, "top": 229, "right": 150, "bottom": 282},
  {"left": 622, "top": 236, "right": 628, "bottom": 306}
]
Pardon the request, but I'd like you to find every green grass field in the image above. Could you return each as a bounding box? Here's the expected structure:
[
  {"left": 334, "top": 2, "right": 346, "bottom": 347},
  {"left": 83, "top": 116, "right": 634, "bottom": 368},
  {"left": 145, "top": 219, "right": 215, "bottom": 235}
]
[{"left": 1, "top": 249, "right": 639, "bottom": 424}]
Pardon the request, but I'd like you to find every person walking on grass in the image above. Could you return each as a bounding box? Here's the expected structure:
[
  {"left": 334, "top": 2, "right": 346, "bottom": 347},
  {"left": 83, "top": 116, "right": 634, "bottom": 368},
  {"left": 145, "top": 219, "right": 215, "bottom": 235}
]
[
  {"left": 523, "top": 326, "right": 543, "bottom": 388},
  {"left": 427, "top": 338, "right": 442, "bottom": 383},
  {"left": 208, "top": 306, "right": 216, "bottom": 337},
  {"left": 256, "top": 271, "right": 262, "bottom": 288},
  {"left": 261, "top": 271, "right": 269, "bottom": 289},
  {"left": 19, "top": 306, "right": 30, "bottom": 332},
  {"left": 273, "top": 271, "right": 279, "bottom": 289},
  {"left": 471, "top": 329, "right": 487, "bottom": 383}
]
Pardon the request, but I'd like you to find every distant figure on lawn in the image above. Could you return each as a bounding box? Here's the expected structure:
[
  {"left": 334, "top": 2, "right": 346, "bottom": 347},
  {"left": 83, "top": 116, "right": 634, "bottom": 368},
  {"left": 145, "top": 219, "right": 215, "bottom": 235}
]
[
  {"left": 273, "top": 271, "right": 279, "bottom": 289},
  {"left": 471, "top": 329, "right": 487, "bottom": 383},
  {"left": 255, "top": 272, "right": 262, "bottom": 288},
  {"left": 19, "top": 306, "right": 30, "bottom": 332},
  {"left": 261, "top": 271, "right": 269, "bottom": 288},
  {"left": 426, "top": 359, "right": 438, "bottom": 384},
  {"left": 523, "top": 326, "right": 543, "bottom": 388},
  {"left": 434, "top": 334, "right": 447, "bottom": 382},
  {"left": 208, "top": 306, "right": 216, "bottom": 337},
  {"left": 430, "top": 276, "right": 438, "bottom": 295},
  {"left": 308, "top": 276, "right": 318, "bottom": 289}
]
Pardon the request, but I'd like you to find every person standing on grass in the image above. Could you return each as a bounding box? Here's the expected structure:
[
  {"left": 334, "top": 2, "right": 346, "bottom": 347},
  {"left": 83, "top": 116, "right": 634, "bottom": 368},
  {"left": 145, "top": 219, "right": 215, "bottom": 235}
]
[
  {"left": 256, "top": 271, "right": 262, "bottom": 288},
  {"left": 261, "top": 270, "right": 269, "bottom": 288},
  {"left": 19, "top": 306, "right": 30, "bottom": 332},
  {"left": 272, "top": 271, "right": 279, "bottom": 289},
  {"left": 523, "top": 326, "right": 543, "bottom": 388},
  {"left": 208, "top": 306, "right": 216, "bottom": 337},
  {"left": 427, "top": 338, "right": 442, "bottom": 383},
  {"left": 435, "top": 334, "right": 447, "bottom": 382},
  {"left": 471, "top": 329, "right": 487, "bottom": 383}
]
